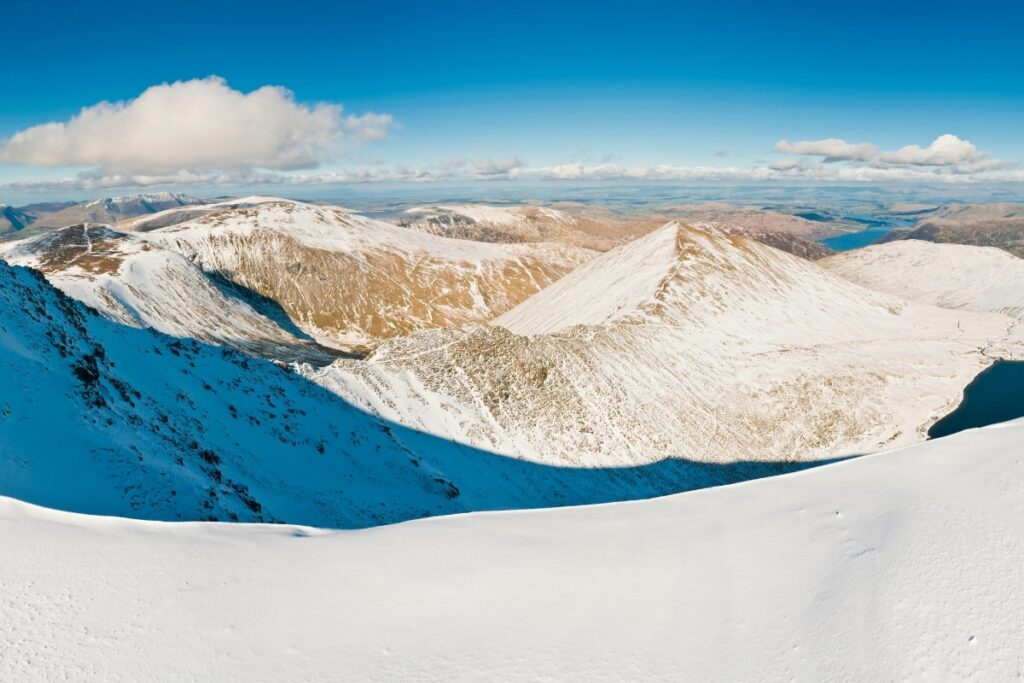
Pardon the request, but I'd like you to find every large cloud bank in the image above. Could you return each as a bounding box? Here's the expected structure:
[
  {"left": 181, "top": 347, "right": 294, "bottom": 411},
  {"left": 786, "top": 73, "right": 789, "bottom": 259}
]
[{"left": 0, "top": 77, "right": 391, "bottom": 175}]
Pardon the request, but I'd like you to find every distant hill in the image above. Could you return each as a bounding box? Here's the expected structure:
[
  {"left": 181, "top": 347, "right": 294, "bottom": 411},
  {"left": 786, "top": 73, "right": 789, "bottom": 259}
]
[
  {"left": 875, "top": 203, "right": 1024, "bottom": 257},
  {"left": 0, "top": 205, "right": 33, "bottom": 235},
  {"left": 398, "top": 204, "right": 661, "bottom": 251},
  {"left": 3, "top": 197, "right": 595, "bottom": 355},
  {"left": 878, "top": 217, "right": 1024, "bottom": 258},
  {"left": 28, "top": 192, "right": 207, "bottom": 229},
  {"left": 822, "top": 240, "right": 1024, "bottom": 320},
  {"left": 400, "top": 202, "right": 836, "bottom": 259}
]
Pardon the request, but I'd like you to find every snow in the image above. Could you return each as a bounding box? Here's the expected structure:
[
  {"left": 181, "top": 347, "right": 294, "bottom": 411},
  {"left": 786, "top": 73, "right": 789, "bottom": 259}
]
[
  {"left": 0, "top": 226, "right": 328, "bottom": 362},
  {"left": 310, "top": 222, "right": 1021, "bottom": 470},
  {"left": 494, "top": 221, "right": 680, "bottom": 333},
  {"left": 822, "top": 239, "right": 1024, "bottom": 319},
  {"left": 153, "top": 200, "right": 579, "bottom": 260},
  {"left": 84, "top": 192, "right": 194, "bottom": 207},
  {"left": 0, "top": 258, "right": 806, "bottom": 527},
  {"left": 2, "top": 419, "right": 1022, "bottom": 681},
  {"left": 3, "top": 198, "right": 594, "bottom": 353},
  {"left": 3, "top": 215, "right": 1020, "bottom": 528},
  {"left": 404, "top": 203, "right": 575, "bottom": 229}
]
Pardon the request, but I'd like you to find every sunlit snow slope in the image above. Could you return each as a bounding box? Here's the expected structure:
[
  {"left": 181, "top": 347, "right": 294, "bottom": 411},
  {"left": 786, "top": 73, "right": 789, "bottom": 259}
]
[
  {"left": 4, "top": 197, "right": 595, "bottom": 354},
  {"left": 2, "top": 420, "right": 1021, "bottom": 681},
  {"left": 313, "top": 222, "right": 1020, "bottom": 466},
  {"left": 147, "top": 198, "right": 595, "bottom": 351},
  {"left": 821, "top": 239, "right": 1024, "bottom": 319}
]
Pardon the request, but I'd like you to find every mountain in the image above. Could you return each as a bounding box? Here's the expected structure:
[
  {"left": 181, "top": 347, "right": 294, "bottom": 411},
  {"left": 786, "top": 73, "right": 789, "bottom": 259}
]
[
  {"left": 25, "top": 192, "right": 207, "bottom": 230},
  {"left": 2, "top": 198, "right": 595, "bottom": 355},
  {"left": 3, "top": 417, "right": 1021, "bottom": 680},
  {"left": 0, "top": 193, "right": 208, "bottom": 242},
  {"left": 110, "top": 197, "right": 595, "bottom": 353},
  {"left": 822, "top": 240, "right": 1024, "bottom": 320},
  {"left": 669, "top": 202, "right": 851, "bottom": 240},
  {"left": 929, "top": 203, "right": 1024, "bottom": 221},
  {"left": 688, "top": 220, "right": 834, "bottom": 259},
  {"left": 0, "top": 204, "right": 33, "bottom": 235},
  {"left": 0, "top": 224, "right": 336, "bottom": 363},
  {"left": 400, "top": 203, "right": 835, "bottom": 259},
  {"left": 2, "top": 254, "right": 773, "bottom": 527},
  {"left": 878, "top": 217, "right": 1024, "bottom": 258},
  {"left": 874, "top": 202, "right": 1024, "bottom": 257},
  {"left": 310, "top": 222, "right": 1017, "bottom": 468},
  {"left": 398, "top": 203, "right": 661, "bottom": 251}
]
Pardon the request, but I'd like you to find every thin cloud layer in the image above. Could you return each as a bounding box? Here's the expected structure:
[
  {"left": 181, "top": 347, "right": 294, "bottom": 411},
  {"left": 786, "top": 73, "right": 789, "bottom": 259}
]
[
  {"left": 774, "top": 138, "right": 878, "bottom": 162},
  {"left": 0, "top": 77, "right": 392, "bottom": 174},
  {"left": 771, "top": 133, "right": 1011, "bottom": 174},
  {"left": 4, "top": 128, "right": 1021, "bottom": 193}
]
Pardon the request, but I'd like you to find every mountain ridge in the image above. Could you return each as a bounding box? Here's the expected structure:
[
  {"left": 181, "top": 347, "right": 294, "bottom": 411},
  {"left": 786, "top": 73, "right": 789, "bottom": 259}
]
[{"left": 311, "top": 221, "right": 1018, "bottom": 469}]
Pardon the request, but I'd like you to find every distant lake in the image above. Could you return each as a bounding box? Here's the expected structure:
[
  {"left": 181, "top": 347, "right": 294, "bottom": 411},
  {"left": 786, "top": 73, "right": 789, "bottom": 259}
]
[
  {"left": 815, "top": 213, "right": 919, "bottom": 252},
  {"left": 928, "top": 360, "right": 1024, "bottom": 439},
  {"left": 820, "top": 228, "right": 894, "bottom": 251}
]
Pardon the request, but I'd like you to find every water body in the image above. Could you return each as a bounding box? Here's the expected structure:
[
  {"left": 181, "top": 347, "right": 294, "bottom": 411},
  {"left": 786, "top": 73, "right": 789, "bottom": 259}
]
[
  {"left": 928, "top": 360, "right": 1024, "bottom": 439},
  {"left": 816, "top": 213, "right": 919, "bottom": 251},
  {"left": 820, "top": 228, "right": 894, "bottom": 251}
]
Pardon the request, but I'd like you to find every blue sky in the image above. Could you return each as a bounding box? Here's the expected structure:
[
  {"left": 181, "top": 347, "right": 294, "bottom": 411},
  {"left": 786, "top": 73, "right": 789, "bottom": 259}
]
[{"left": 2, "top": 0, "right": 1023, "bottom": 199}]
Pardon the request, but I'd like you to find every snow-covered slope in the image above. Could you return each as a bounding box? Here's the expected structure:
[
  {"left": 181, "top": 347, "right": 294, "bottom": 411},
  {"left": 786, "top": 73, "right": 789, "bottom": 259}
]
[
  {"left": 879, "top": 213, "right": 1024, "bottom": 259},
  {"left": 691, "top": 220, "right": 834, "bottom": 259},
  {"left": 0, "top": 225, "right": 335, "bottom": 362},
  {"left": 3, "top": 419, "right": 1022, "bottom": 681},
  {"left": 401, "top": 204, "right": 835, "bottom": 259},
  {"left": 311, "top": 222, "right": 1019, "bottom": 467},
  {"left": 25, "top": 192, "right": 205, "bottom": 230},
  {"left": 0, "top": 257, "right": 812, "bottom": 527},
  {"left": 2, "top": 198, "right": 594, "bottom": 354},
  {"left": 131, "top": 198, "right": 594, "bottom": 352},
  {"left": 822, "top": 240, "right": 1024, "bottom": 319}
]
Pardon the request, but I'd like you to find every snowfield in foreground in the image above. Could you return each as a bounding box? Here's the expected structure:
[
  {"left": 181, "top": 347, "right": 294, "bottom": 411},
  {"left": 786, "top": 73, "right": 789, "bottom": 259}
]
[{"left": 3, "top": 420, "right": 1022, "bottom": 681}]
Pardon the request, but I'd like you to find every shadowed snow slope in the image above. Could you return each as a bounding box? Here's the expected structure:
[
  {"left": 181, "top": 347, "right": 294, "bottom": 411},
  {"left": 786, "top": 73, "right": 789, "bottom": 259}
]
[
  {"left": 0, "top": 259, "right": 819, "bottom": 527},
  {"left": 0, "top": 224, "right": 336, "bottom": 363},
  {"left": 2, "top": 419, "right": 1022, "bottom": 681},
  {"left": 311, "top": 222, "right": 1020, "bottom": 466},
  {"left": 821, "top": 239, "right": 1024, "bottom": 319}
]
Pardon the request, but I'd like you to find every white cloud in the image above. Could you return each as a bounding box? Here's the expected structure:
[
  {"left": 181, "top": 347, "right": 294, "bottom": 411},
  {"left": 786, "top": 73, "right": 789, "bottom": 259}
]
[
  {"left": 878, "top": 133, "right": 997, "bottom": 168},
  {"left": 4, "top": 132, "right": 1021, "bottom": 193},
  {"left": 0, "top": 76, "right": 392, "bottom": 173},
  {"left": 10, "top": 157, "right": 1024, "bottom": 193},
  {"left": 470, "top": 157, "right": 525, "bottom": 178},
  {"left": 774, "top": 138, "right": 878, "bottom": 162},
  {"left": 772, "top": 133, "right": 1012, "bottom": 175}
]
